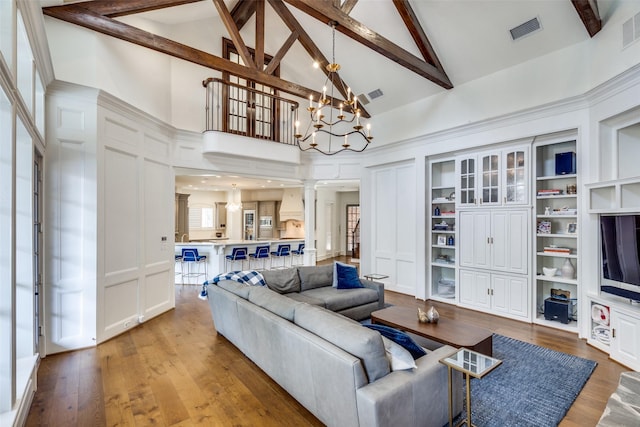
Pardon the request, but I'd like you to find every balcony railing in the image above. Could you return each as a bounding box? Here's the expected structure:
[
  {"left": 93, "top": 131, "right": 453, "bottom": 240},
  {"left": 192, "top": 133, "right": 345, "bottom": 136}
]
[{"left": 203, "top": 77, "right": 299, "bottom": 146}]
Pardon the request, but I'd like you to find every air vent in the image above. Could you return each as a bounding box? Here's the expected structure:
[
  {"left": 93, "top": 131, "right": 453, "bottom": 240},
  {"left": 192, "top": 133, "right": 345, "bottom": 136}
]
[
  {"left": 510, "top": 17, "right": 541, "bottom": 41},
  {"left": 368, "top": 88, "right": 384, "bottom": 100},
  {"left": 622, "top": 11, "right": 640, "bottom": 48},
  {"left": 357, "top": 93, "right": 370, "bottom": 105}
]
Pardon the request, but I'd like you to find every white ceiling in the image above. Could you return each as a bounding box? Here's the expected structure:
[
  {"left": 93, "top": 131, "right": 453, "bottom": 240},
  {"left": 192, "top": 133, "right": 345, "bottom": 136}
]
[
  {"left": 133, "top": 0, "right": 604, "bottom": 118},
  {"left": 174, "top": 169, "right": 359, "bottom": 192}
]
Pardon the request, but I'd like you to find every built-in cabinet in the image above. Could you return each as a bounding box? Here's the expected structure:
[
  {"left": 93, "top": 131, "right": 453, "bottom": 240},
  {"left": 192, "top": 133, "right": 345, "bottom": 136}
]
[
  {"left": 458, "top": 209, "right": 529, "bottom": 319},
  {"left": 459, "top": 210, "right": 528, "bottom": 275},
  {"left": 533, "top": 139, "right": 579, "bottom": 332},
  {"left": 456, "top": 146, "right": 529, "bottom": 207},
  {"left": 428, "top": 158, "right": 457, "bottom": 301}
]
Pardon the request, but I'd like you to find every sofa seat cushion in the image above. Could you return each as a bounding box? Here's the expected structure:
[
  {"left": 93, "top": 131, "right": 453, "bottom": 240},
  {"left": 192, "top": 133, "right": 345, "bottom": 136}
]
[
  {"left": 294, "top": 304, "right": 390, "bottom": 383},
  {"left": 284, "top": 292, "right": 326, "bottom": 307},
  {"left": 301, "top": 287, "right": 379, "bottom": 312}
]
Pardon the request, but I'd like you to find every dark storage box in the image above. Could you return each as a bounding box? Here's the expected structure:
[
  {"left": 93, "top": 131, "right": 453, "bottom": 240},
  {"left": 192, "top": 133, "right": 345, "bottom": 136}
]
[
  {"left": 555, "top": 152, "right": 576, "bottom": 175},
  {"left": 544, "top": 297, "right": 575, "bottom": 324}
]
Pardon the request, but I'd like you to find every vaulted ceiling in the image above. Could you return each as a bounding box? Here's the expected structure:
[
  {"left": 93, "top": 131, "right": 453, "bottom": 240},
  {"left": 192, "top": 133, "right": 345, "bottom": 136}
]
[{"left": 41, "top": 0, "right": 603, "bottom": 118}]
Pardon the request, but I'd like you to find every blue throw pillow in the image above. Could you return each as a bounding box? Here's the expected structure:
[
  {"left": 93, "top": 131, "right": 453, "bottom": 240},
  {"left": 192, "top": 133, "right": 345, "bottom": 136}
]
[
  {"left": 335, "top": 262, "right": 363, "bottom": 289},
  {"left": 364, "top": 324, "right": 427, "bottom": 359}
]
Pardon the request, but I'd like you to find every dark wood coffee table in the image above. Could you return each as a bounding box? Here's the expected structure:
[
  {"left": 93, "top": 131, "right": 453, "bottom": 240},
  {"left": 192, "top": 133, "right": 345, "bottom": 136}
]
[{"left": 371, "top": 305, "right": 494, "bottom": 356}]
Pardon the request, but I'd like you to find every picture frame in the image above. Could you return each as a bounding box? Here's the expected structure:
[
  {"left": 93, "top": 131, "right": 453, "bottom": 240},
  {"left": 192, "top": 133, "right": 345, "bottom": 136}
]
[
  {"left": 437, "top": 235, "right": 447, "bottom": 245},
  {"left": 567, "top": 222, "right": 577, "bottom": 234},
  {"left": 537, "top": 220, "right": 552, "bottom": 234}
]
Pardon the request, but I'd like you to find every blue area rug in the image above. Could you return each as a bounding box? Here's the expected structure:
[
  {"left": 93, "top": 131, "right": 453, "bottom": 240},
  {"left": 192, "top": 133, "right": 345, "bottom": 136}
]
[{"left": 455, "top": 334, "right": 597, "bottom": 427}]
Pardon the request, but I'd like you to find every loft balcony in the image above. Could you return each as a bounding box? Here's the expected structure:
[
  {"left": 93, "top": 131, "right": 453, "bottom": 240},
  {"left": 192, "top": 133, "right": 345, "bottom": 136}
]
[{"left": 202, "top": 77, "right": 302, "bottom": 164}]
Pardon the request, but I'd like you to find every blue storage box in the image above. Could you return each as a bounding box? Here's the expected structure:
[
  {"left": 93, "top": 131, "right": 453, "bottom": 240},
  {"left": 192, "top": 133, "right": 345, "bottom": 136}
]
[{"left": 555, "top": 152, "right": 576, "bottom": 175}]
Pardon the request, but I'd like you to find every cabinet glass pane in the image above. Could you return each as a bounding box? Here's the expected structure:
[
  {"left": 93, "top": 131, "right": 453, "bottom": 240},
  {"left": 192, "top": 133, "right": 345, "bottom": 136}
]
[
  {"left": 483, "top": 189, "right": 489, "bottom": 202},
  {"left": 491, "top": 171, "right": 498, "bottom": 186},
  {"left": 483, "top": 156, "right": 489, "bottom": 169},
  {"left": 483, "top": 173, "right": 489, "bottom": 187},
  {"left": 491, "top": 155, "right": 498, "bottom": 169},
  {"left": 516, "top": 151, "right": 525, "bottom": 166},
  {"left": 469, "top": 176, "right": 474, "bottom": 188},
  {"left": 507, "top": 152, "right": 514, "bottom": 169},
  {"left": 461, "top": 160, "right": 468, "bottom": 174}
]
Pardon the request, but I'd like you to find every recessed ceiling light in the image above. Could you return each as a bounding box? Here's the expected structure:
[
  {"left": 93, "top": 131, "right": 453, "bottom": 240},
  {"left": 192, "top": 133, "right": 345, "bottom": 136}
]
[
  {"left": 280, "top": 184, "right": 284, "bottom": 187},
  {"left": 228, "top": 175, "right": 239, "bottom": 178},
  {"left": 267, "top": 180, "right": 272, "bottom": 183}
]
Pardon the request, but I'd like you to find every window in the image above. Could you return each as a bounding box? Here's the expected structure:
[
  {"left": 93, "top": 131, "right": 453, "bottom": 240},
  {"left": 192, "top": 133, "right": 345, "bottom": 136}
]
[
  {"left": 222, "top": 39, "right": 280, "bottom": 141},
  {"left": 189, "top": 206, "right": 214, "bottom": 229}
]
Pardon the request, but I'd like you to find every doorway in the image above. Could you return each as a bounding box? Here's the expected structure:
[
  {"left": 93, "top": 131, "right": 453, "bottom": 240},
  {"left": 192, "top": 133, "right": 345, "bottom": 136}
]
[{"left": 346, "top": 204, "right": 360, "bottom": 259}]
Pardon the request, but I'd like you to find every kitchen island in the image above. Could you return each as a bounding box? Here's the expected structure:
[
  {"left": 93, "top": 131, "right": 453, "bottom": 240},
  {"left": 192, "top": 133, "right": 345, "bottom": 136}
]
[{"left": 175, "top": 239, "right": 304, "bottom": 283}]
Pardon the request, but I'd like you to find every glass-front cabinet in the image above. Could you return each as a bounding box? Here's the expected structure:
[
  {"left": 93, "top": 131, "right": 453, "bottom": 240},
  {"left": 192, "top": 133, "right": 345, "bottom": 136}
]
[{"left": 456, "top": 146, "right": 528, "bottom": 207}]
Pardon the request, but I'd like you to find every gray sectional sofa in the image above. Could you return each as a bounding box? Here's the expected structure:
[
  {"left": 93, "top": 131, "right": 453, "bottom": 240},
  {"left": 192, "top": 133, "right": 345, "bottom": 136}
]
[{"left": 207, "top": 265, "right": 462, "bottom": 427}]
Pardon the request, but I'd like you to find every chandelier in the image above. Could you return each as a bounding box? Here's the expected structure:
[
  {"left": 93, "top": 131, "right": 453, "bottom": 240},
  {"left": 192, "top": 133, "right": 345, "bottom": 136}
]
[
  {"left": 225, "top": 184, "right": 242, "bottom": 212},
  {"left": 294, "top": 22, "right": 373, "bottom": 155}
]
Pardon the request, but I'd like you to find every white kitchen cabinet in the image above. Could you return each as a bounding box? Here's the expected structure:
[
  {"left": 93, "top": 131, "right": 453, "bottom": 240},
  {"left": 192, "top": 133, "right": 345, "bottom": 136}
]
[
  {"left": 610, "top": 307, "right": 640, "bottom": 371},
  {"left": 456, "top": 146, "right": 528, "bottom": 207},
  {"left": 459, "top": 209, "right": 528, "bottom": 275},
  {"left": 459, "top": 269, "right": 529, "bottom": 319}
]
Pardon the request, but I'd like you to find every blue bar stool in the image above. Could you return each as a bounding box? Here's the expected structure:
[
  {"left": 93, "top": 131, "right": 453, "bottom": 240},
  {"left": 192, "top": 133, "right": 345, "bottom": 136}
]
[
  {"left": 225, "top": 247, "right": 248, "bottom": 272},
  {"left": 249, "top": 245, "right": 271, "bottom": 270},
  {"left": 270, "top": 244, "right": 291, "bottom": 269},
  {"left": 181, "top": 248, "right": 207, "bottom": 285},
  {"left": 291, "top": 243, "right": 305, "bottom": 266}
]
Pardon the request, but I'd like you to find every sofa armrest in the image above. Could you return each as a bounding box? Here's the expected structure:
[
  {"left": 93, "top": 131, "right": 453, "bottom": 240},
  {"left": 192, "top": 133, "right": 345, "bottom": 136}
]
[
  {"left": 360, "top": 279, "right": 385, "bottom": 309},
  {"left": 356, "top": 345, "right": 462, "bottom": 427}
]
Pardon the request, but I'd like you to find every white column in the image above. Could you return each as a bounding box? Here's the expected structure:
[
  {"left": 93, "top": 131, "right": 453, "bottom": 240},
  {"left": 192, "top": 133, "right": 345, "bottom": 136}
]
[{"left": 303, "top": 180, "right": 316, "bottom": 265}]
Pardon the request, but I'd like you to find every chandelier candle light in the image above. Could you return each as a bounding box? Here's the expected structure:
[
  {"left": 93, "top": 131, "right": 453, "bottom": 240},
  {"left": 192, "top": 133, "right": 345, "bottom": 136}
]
[{"left": 294, "top": 22, "right": 373, "bottom": 155}]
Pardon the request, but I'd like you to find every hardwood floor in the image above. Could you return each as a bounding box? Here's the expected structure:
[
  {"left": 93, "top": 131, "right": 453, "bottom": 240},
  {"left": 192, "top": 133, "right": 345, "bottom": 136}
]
[{"left": 26, "top": 260, "right": 628, "bottom": 426}]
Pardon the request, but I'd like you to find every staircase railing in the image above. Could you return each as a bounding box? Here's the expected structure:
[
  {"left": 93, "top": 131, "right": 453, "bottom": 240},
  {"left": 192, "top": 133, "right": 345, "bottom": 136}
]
[{"left": 203, "top": 77, "right": 299, "bottom": 146}]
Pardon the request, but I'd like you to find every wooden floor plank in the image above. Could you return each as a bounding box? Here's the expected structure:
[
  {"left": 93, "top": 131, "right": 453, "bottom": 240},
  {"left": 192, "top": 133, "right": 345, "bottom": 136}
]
[{"left": 26, "top": 256, "right": 628, "bottom": 426}]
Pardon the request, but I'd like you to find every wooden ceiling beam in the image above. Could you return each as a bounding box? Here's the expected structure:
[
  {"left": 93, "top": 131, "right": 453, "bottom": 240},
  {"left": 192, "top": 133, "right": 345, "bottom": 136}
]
[
  {"left": 571, "top": 0, "right": 602, "bottom": 37},
  {"left": 268, "top": 0, "right": 371, "bottom": 118},
  {"left": 231, "top": 0, "right": 256, "bottom": 30},
  {"left": 211, "top": 0, "right": 255, "bottom": 69},
  {"left": 264, "top": 30, "right": 299, "bottom": 75},
  {"left": 42, "top": 4, "right": 319, "bottom": 101},
  {"left": 392, "top": 0, "right": 445, "bottom": 72},
  {"left": 283, "top": 0, "right": 453, "bottom": 89},
  {"left": 255, "top": 0, "right": 265, "bottom": 70},
  {"left": 77, "top": 0, "right": 205, "bottom": 18},
  {"left": 340, "top": 0, "right": 358, "bottom": 15}
]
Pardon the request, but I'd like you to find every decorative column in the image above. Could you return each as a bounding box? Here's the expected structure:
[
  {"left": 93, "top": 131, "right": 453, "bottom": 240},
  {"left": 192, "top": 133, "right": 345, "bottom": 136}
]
[{"left": 304, "top": 180, "right": 317, "bottom": 265}]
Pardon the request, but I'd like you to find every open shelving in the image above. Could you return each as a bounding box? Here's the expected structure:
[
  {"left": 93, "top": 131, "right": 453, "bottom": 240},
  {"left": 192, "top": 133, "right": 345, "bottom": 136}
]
[
  {"left": 428, "top": 157, "right": 457, "bottom": 302},
  {"left": 533, "top": 138, "right": 579, "bottom": 332}
]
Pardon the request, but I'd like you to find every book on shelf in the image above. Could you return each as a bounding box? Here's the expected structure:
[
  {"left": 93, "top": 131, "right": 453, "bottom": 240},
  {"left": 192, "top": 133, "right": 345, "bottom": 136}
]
[
  {"left": 537, "top": 189, "right": 563, "bottom": 196},
  {"left": 543, "top": 246, "right": 571, "bottom": 254}
]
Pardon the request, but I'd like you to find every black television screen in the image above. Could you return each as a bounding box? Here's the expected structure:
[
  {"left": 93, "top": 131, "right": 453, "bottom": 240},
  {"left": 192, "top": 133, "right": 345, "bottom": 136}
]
[{"left": 600, "top": 215, "right": 640, "bottom": 301}]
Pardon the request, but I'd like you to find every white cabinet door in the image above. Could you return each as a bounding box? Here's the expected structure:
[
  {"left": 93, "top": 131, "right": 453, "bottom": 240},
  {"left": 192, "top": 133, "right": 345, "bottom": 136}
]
[
  {"left": 459, "top": 211, "right": 491, "bottom": 269},
  {"left": 492, "top": 273, "right": 529, "bottom": 318},
  {"left": 459, "top": 269, "right": 491, "bottom": 310},
  {"left": 611, "top": 309, "right": 640, "bottom": 371},
  {"left": 479, "top": 152, "right": 501, "bottom": 206},
  {"left": 503, "top": 147, "right": 528, "bottom": 205},
  {"left": 491, "top": 209, "right": 528, "bottom": 274},
  {"left": 456, "top": 156, "right": 477, "bottom": 206}
]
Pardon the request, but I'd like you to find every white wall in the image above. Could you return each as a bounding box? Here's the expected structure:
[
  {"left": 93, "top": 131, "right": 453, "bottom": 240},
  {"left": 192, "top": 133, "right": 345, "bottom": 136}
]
[{"left": 46, "top": 82, "right": 176, "bottom": 352}]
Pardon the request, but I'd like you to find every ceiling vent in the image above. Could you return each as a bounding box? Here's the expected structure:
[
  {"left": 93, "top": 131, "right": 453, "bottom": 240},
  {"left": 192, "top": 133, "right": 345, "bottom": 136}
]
[
  {"left": 622, "top": 11, "right": 640, "bottom": 48},
  {"left": 357, "top": 93, "right": 370, "bottom": 105},
  {"left": 368, "top": 88, "right": 384, "bottom": 100},
  {"left": 509, "top": 17, "right": 541, "bottom": 41}
]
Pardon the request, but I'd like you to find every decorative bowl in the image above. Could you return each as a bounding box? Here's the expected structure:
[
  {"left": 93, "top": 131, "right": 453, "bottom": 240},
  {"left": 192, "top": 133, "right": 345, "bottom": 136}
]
[{"left": 542, "top": 267, "right": 557, "bottom": 277}]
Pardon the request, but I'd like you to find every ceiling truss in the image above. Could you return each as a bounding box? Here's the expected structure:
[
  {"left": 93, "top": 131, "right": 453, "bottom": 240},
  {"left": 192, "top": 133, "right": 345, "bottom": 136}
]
[{"left": 42, "top": 0, "right": 602, "bottom": 117}]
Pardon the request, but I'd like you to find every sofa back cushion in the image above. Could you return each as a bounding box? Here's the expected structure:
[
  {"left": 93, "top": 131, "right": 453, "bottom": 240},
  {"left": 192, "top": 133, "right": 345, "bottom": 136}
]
[
  {"left": 216, "top": 279, "right": 251, "bottom": 299},
  {"left": 248, "top": 286, "right": 300, "bottom": 321},
  {"left": 298, "top": 264, "right": 333, "bottom": 291},
  {"left": 262, "top": 268, "right": 301, "bottom": 294},
  {"left": 294, "top": 304, "right": 390, "bottom": 382}
]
